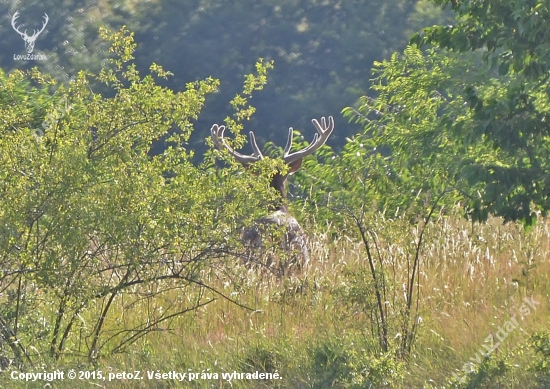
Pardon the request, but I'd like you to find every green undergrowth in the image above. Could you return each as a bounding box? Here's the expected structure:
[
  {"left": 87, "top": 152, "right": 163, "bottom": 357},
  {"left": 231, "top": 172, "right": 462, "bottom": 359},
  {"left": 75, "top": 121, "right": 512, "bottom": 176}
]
[{"left": 2, "top": 214, "right": 550, "bottom": 388}]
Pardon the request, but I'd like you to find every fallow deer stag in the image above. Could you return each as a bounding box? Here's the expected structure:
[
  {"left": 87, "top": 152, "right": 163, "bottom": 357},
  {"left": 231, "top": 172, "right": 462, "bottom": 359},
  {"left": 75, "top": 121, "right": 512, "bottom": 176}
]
[{"left": 211, "top": 116, "right": 334, "bottom": 274}]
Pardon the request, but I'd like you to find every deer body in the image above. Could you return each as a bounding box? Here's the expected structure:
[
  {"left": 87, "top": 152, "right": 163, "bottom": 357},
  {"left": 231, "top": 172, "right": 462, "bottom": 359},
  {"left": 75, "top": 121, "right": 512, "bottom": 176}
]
[
  {"left": 242, "top": 210, "right": 308, "bottom": 272},
  {"left": 211, "top": 117, "right": 334, "bottom": 274}
]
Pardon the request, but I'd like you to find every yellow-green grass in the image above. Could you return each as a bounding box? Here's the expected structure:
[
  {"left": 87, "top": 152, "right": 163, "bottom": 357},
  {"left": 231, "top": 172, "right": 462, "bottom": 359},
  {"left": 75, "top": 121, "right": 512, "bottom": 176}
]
[{"left": 2, "top": 213, "right": 550, "bottom": 388}]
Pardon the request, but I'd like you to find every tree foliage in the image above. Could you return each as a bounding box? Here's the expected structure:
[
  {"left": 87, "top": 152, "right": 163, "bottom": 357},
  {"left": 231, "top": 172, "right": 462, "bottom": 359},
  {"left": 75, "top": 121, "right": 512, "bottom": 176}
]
[
  {"left": 286, "top": 46, "right": 474, "bottom": 358},
  {"left": 308, "top": 0, "right": 550, "bottom": 226},
  {"left": 409, "top": 0, "right": 550, "bottom": 224},
  {"left": 0, "top": 0, "right": 450, "bottom": 152},
  {"left": 0, "top": 26, "right": 276, "bottom": 367}
]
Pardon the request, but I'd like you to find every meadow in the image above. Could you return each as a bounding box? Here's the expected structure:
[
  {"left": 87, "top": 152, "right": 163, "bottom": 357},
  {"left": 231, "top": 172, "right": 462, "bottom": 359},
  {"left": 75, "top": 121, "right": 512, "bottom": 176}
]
[{"left": 4, "top": 210, "right": 549, "bottom": 388}]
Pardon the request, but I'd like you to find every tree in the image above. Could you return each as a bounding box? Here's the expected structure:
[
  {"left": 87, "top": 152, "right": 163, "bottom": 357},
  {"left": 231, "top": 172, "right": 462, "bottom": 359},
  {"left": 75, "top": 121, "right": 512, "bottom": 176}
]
[
  {"left": 286, "top": 45, "right": 479, "bottom": 358},
  {"left": 409, "top": 0, "right": 550, "bottom": 224},
  {"left": 291, "top": 1, "right": 550, "bottom": 359},
  {"left": 130, "top": 0, "right": 448, "bottom": 151},
  {"left": 0, "top": 26, "right": 275, "bottom": 368},
  {"left": 0, "top": 0, "right": 451, "bottom": 154}
]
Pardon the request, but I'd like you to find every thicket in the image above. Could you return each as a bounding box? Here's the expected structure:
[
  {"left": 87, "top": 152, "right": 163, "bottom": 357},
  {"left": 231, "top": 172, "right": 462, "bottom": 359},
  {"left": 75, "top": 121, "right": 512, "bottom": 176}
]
[{"left": 0, "top": 27, "right": 282, "bottom": 369}]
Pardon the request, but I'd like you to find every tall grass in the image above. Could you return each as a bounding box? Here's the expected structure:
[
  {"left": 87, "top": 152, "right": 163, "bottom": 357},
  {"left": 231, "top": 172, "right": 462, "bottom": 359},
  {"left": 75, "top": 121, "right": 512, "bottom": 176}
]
[{"left": 2, "top": 212, "right": 549, "bottom": 388}]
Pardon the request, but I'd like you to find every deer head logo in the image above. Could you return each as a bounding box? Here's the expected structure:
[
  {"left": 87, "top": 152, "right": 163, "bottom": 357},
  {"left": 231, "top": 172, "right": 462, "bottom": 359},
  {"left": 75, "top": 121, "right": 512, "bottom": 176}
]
[{"left": 11, "top": 11, "right": 49, "bottom": 54}]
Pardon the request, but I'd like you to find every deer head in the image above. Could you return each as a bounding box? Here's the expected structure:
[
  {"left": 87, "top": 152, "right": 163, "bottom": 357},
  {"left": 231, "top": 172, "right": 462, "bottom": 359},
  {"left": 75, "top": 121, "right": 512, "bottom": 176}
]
[
  {"left": 211, "top": 116, "right": 334, "bottom": 212},
  {"left": 11, "top": 11, "right": 49, "bottom": 54}
]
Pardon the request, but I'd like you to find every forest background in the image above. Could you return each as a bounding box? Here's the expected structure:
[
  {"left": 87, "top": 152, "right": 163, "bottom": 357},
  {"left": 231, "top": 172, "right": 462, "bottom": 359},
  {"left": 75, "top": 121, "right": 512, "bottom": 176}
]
[{"left": 0, "top": 0, "right": 449, "bottom": 152}]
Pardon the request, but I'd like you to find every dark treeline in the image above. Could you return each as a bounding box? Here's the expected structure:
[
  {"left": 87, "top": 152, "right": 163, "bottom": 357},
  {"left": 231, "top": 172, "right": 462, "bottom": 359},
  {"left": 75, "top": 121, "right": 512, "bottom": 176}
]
[{"left": 0, "top": 0, "right": 448, "bottom": 153}]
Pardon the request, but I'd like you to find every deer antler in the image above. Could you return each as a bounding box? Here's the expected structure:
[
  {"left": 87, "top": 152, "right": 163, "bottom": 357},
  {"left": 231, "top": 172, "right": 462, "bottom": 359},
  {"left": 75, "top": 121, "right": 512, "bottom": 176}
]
[
  {"left": 210, "top": 124, "right": 263, "bottom": 164},
  {"left": 11, "top": 12, "right": 26, "bottom": 38},
  {"left": 211, "top": 116, "right": 334, "bottom": 165},
  {"left": 33, "top": 13, "right": 49, "bottom": 38},
  {"left": 11, "top": 12, "right": 48, "bottom": 39},
  {"left": 283, "top": 116, "right": 334, "bottom": 164}
]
